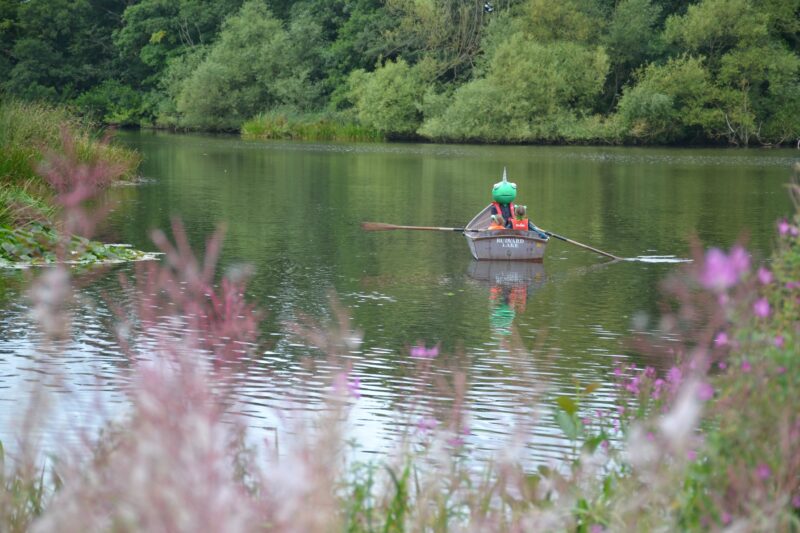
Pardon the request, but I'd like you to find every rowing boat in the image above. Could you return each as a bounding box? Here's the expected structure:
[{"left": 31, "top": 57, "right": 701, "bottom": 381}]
[{"left": 464, "top": 205, "right": 549, "bottom": 261}]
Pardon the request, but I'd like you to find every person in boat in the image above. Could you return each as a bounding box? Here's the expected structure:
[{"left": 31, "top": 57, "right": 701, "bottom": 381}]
[{"left": 489, "top": 168, "right": 548, "bottom": 239}]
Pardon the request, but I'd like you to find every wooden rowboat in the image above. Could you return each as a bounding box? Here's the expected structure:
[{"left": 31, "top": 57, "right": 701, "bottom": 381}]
[{"left": 464, "top": 205, "right": 549, "bottom": 261}]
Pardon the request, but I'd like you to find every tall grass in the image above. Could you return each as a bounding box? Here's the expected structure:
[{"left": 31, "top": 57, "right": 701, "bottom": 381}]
[
  {"left": 0, "top": 100, "right": 140, "bottom": 228},
  {"left": 241, "top": 110, "right": 384, "bottom": 142}
]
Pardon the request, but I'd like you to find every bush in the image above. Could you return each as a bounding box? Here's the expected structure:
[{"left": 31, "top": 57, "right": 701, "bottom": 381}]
[{"left": 347, "top": 59, "right": 429, "bottom": 137}]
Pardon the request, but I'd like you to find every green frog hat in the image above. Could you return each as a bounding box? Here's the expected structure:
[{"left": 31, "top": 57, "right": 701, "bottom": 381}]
[{"left": 492, "top": 167, "right": 517, "bottom": 204}]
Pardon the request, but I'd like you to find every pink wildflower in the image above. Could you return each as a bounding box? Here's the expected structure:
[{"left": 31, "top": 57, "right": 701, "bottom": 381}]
[
  {"left": 625, "top": 376, "right": 641, "bottom": 394},
  {"left": 416, "top": 417, "right": 438, "bottom": 433},
  {"left": 756, "top": 463, "right": 771, "bottom": 480},
  {"left": 667, "top": 366, "right": 682, "bottom": 385},
  {"left": 774, "top": 335, "right": 784, "bottom": 348},
  {"left": 687, "top": 449, "right": 697, "bottom": 461},
  {"left": 785, "top": 281, "right": 800, "bottom": 290},
  {"left": 718, "top": 361, "right": 727, "bottom": 370},
  {"left": 741, "top": 360, "right": 752, "bottom": 372},
  {"left": 757, "top": 267, "right": 773, "bottom": 285},
  {"left": 697, "top": 382, "right": 714, "bottom": 401},
  {"left": 714, "top": 331, "right": 728, "bottom": 347},
  {"left": 410, "top": 344, "right": 439, "bottom": 359},
  {"left": 753, "top": 297, "right": 771, "bottom": 318},
  {"left": 778, "top": 219, "right": 791, "bottom": 235},
  {"left": 722, "top": 512, "right": 732, "bottom": 525},
  {"left": 333, "top": 372, "right": 361, "bottom": 399},
  {"left": 792, "top": 495, "right": 800, "bottom": 509},
  {"left": 590, "top": 524, "right": 604, "bottom": 533},
  {"left": 699, "top": 246, "right": 750, "bottom": 292}
]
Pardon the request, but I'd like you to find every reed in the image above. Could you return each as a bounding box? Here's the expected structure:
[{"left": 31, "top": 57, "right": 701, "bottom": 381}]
[{"left": 241, "top": 111, "right": 384, "bottom": 142}]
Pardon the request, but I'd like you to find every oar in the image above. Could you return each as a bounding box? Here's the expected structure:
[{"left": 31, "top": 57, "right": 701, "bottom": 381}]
[
  {"left": 539, "top": 229, "right": 621, "bottom": 261},
  {"left": 361, "top": 222, "right": 480, "bottom": 233}
]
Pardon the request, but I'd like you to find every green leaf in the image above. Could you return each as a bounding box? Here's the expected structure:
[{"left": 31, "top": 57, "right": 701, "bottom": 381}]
[
  {"left": 556, "top": 395, "right": 578, "bottom": 415},
  {"left": 556, "top": 410, "right": 579, "bottom": 440}
]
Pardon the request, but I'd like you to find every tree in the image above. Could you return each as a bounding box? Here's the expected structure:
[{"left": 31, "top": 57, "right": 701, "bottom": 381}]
[
  {"left": 616, "top": 55, "right": 720, "bottom": 143},
  {"left": 174, "top": 0, "right": 323, "bottom": 129},
  {"left": 420, "top": 34, "right": 609, "bottom": 141},
  {"left": 348, "top": 59, "right": 428, "bottom": 136}
]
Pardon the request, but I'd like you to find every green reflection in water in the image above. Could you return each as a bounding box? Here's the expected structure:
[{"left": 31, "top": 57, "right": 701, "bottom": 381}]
[{"left": 104, "top": 131, "right": 795, "bottom": 388}]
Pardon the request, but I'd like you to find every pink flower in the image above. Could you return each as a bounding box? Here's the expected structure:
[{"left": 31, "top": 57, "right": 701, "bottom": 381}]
[
  {"left": 334, "top": 372, "right": 361, "bottom": 399},
  {"left": 625, "top": 376, "right": 641, "bottom": 394},
  {"left": 714, "top": 331, "right": 729, "bottom": 347},
  {"left": 699, "top": 246, "right": 750, "bottom": 292},
  {"left": 687, "top": 449, "right": 697, "bottom": 461},
  {"left": 722, "top": 512, "right": 732, "bottom": 525},
  {"left": 753, "top": 297, "right": 770, "bottom": 318},
  {"left": 697, "top": 382, "right": 714, "bottom": 401},
  {"left": 774, "top": 335, "right": 784, "bottom": 348},
  {"left": 756, "top": 463, "right": 771, "bottom": 480},
  {"left": 741, "top": 360, "right": 752, "bottom": 372},
  {"left": 410, "top": 343, "right": 439, "bottom": 359},
  {"left": 718, "top": 361, "right": 727, "bottom": 370},
  {"left": 777, "top": 366, "right": 786, "bottom": 374},
  {"left": 590, "top": 524, "right": 604, "bottom": 533},
  {"left": 757, "top": 267, "right": 773, "bottom": 285},
  {"left": 792, "top": 495, "right": 800, "bottom": 509},
  {"left": 785, "top": 281, "right": 800, "bottom": 290},
  {"left": 416, "top": 417, "right": 438, "bottom": 433},
  {"left": 778, "top": 219, "right": 791, "bottom": 235},
  {"left": 667, "top": 366, "right": 682, "bottom": 385}
]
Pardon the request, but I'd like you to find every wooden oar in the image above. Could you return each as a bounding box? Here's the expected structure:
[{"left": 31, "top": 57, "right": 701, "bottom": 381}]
[
  {"left": 361, "top": 222, "right": 480, "bottom": 233},
  {"left": 539, "top": 229, "right": 621, "bottom": 261}
]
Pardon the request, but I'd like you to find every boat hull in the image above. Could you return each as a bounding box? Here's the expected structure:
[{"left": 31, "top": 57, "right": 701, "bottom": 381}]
[
  {"left": 465, "top": 231, "right": 547, "bottom": 261},
  {"left": 464, "top": 205, "right": 549, "bottom": 261}
]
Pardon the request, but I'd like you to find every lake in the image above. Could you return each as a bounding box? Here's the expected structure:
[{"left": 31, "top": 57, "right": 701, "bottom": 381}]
[{"left": 1, "top": 131, "right": 796, "bottom": 464}]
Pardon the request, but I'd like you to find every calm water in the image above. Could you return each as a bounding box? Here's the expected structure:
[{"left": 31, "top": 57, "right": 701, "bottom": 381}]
[{"left": 1, "top": 131, "right": 796, "bottom": 464}]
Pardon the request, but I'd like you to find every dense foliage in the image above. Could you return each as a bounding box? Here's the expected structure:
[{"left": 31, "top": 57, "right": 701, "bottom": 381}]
[{"left": 1, "top": 0, "right": 798, "bottom": 145}]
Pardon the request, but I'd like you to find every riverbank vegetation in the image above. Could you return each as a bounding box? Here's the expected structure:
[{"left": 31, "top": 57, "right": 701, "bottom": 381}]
[
  {"left": 1, "top": 0, "right": 798, "bottom": 146},
  {"left": 0, "top": 100, "right": 145, "bottom": 265},
  {"left": 1, "top": 150, "right": 798, "bottom": 530}
]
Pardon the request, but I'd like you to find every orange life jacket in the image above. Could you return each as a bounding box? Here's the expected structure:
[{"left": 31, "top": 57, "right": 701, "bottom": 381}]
[
  {"left": 512, "top": 218, "right": 529, "bottom": 230},
  {"left": 491, "top": 201, "right": 514, "bottom": 230}
]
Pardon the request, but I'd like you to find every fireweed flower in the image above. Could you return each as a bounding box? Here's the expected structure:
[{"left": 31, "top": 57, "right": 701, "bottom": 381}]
[
  {"left": 778, "top": 219, "right": 791, "bottom": 235},
  {"left": 757, "top": 267, "right": 773, "bottom": 285},
  {"left": 333, "top": 372, "right": 361, "bottom": 399},
  {"left": 697, "top": 382, "right": 714, "bottom": 401},
  {"left": 410, "top": 344, "right": 439, "bottom": 359},
  {"left": 699, "top": 246, "right": 750, "bottom": 292},
  {"left": 714, "top": 331, "right": 729, "bottom": 347},
  {"left": 416, "top": 417, "right": 438, "bottom": 433},
  {"left": 753, "top": 297, "right": 771, "bottom": 318},
  {"left": 756, "top": 463, "right": 771, "bottom": 480},
  {"left": 774, "top": 335, "right": 784, "bottom": 348},
  {"left": 741, "top": 360, "right": 752, "bottom": 372}
]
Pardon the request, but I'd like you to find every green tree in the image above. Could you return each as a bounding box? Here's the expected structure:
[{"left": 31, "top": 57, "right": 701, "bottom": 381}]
[
  {"left": 174, "top": 0, "right": 323, "bottom": 130},
  {"left": 616, "top": 55, "right": 720, "bottom": 143},
  {"left": 348, "top": 59, "right": 429, "bottom": 136},
  {"left": 2, "top": 0, "right": 125, "bottom": 100},
  {"left": 602, "top": 0, "right": 663, "bottom": 109},
  {"left": 421, "top": 35, "right": 609, "bottom": 141}
]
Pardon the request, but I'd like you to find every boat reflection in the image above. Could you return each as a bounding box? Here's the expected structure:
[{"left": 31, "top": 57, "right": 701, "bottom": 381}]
[{"left": 467, "top": 261, "right": 546, "bottom": 336}]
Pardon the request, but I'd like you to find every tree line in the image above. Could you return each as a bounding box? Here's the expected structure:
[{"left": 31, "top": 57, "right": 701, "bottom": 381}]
[{"left": 1, "top": 0, "right": 798, "bottom": 146}]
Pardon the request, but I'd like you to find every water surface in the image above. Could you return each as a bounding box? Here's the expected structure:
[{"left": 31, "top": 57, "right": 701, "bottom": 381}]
[{"left": 1, "top": 132, "right": 796, "bottom": 463}]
